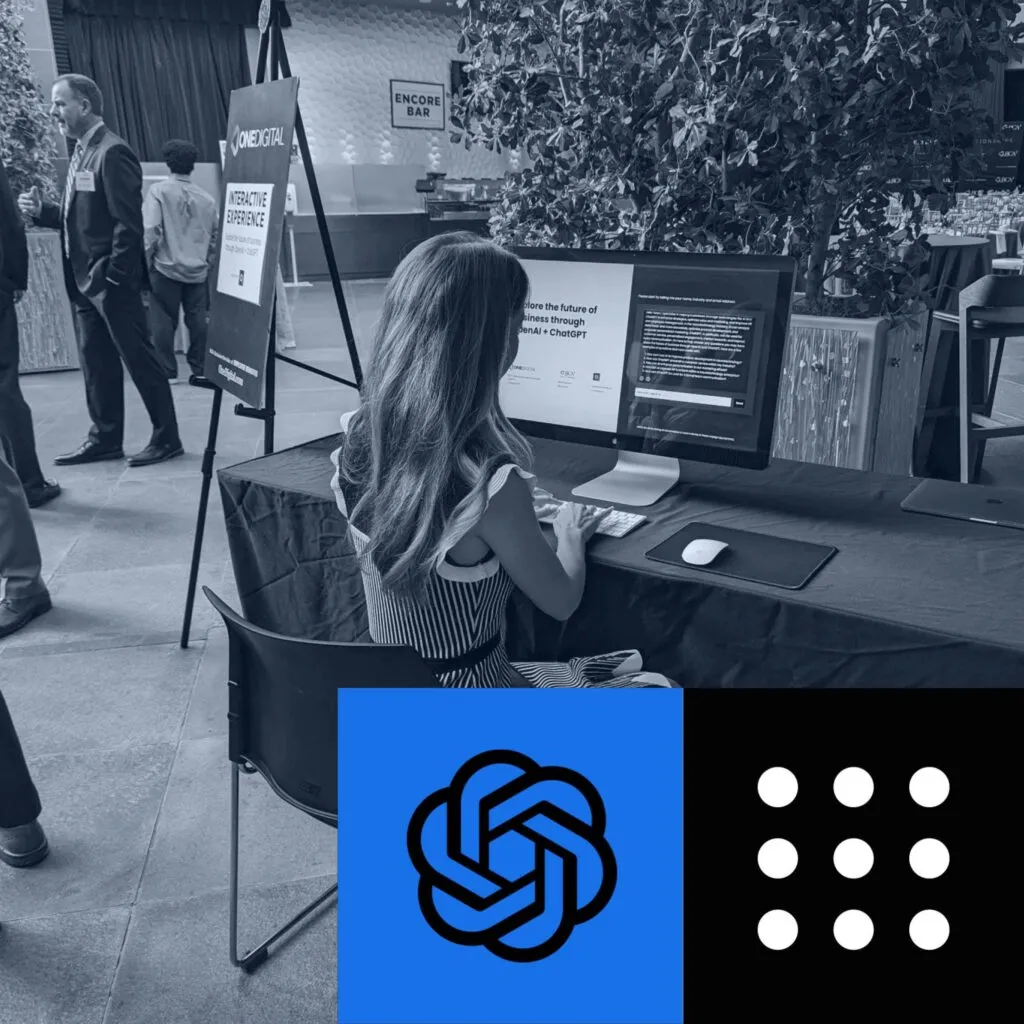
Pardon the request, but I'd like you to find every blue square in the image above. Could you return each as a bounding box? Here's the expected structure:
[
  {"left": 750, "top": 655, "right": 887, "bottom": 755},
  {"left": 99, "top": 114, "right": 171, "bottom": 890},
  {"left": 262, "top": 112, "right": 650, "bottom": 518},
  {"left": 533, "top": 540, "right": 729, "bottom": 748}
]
[{"left": 338, "top": 688, "right": 683, "bottom": 1024}]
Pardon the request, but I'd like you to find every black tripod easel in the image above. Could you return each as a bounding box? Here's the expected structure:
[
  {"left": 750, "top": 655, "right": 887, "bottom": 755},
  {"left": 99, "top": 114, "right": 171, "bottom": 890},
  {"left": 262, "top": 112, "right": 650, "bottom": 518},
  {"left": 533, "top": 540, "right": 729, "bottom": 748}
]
[{"left": 181, "top": 0, "right": 362, "bottom": 647}]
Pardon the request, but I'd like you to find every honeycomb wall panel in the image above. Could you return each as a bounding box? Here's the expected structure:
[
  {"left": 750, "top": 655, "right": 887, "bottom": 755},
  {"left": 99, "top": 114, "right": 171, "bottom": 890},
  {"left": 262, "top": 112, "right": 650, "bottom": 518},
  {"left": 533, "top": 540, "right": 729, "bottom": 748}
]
[{"left": 282, "top": 0, "right": 512, "bottom": 176}]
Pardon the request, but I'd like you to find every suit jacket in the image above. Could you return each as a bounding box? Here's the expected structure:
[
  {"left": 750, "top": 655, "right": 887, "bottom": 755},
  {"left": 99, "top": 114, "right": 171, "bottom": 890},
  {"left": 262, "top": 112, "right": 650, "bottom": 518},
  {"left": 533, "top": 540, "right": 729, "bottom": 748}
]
[
  {"left": 0, "top": 162, "right": 29, "bottom": 298},
  {"left": 36, "top": 124, "right": 149, "bottom": 298}
]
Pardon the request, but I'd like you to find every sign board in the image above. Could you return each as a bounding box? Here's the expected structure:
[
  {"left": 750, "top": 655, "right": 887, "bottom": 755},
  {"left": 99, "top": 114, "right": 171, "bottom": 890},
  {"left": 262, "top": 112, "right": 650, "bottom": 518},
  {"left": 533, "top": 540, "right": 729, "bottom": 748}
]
[
  {"left": 959, "top": 121, "right": 1024, "bottom": 191},
  {"left": 390, "top": 79, "right": 445, "bottom": 130},
  {"left": 205, "top": 77, "right": 299, "bottom": 408}
]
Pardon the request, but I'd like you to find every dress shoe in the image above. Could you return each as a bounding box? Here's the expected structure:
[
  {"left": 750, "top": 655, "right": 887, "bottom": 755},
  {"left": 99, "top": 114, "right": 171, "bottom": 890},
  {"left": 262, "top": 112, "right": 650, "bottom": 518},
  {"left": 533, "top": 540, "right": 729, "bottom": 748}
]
[
  {"left": 0, "top": 820, "right": 49, "bottom": 868},
  {"left": 54, "top": 441, "right": 124, "bottom": 466},
  {"left": 24, "top": 479, "right": 61, "bottom": 509},
  {"left": 127, "top": 442, "right": 184, "bottom": 467},
  {"left": 0, "top": 591, "right": 52, "bottom": 640},
  {"left": 188, "top": 373, "right": 211, "bottom": 387}
]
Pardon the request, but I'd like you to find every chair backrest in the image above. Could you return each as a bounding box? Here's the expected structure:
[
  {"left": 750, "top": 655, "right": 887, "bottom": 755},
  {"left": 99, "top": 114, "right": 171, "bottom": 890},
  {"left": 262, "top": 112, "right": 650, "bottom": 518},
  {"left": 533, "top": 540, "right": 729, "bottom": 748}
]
[
  {"left": 959, "top": 274, "right": 1024, "bottom": 325},
  {"left": 203, "top": 587, "right": 440, "bottom": 823}
]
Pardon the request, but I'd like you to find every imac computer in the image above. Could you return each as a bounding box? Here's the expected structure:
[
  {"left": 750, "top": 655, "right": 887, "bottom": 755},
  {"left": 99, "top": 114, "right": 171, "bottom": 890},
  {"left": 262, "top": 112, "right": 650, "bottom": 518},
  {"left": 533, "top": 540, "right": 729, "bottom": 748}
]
[{"left": 499, "top": 248, "right": 797, "bottom": 506}]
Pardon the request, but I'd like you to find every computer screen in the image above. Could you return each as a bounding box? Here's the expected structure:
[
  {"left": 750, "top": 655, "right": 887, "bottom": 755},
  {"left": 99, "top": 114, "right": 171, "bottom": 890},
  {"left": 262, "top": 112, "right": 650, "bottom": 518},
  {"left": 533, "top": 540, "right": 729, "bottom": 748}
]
[{"left": 501, "top": 249, "right": 795, "bottom": 473}]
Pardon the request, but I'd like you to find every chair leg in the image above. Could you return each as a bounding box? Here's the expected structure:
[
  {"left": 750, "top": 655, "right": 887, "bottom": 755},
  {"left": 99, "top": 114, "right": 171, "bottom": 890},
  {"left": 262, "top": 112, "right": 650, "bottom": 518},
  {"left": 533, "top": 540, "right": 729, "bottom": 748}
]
[
  {"left": 958, "top": 321, "right": 972, "bottom": 484},
  {"left": 228, "top": 761, "right": 338, "bottom": 973}
]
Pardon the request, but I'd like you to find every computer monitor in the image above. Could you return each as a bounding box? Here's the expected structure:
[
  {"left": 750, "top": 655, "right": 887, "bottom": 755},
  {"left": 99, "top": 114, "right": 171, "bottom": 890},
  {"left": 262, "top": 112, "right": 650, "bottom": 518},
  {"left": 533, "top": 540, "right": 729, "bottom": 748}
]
[{"left": 500, "top": 248, "right": 796, "bottom": 506}]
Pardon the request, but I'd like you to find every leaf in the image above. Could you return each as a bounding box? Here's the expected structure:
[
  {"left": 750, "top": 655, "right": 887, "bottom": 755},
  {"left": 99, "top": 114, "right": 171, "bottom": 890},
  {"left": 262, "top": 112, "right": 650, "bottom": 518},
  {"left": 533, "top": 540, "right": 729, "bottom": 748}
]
[{"left": 654, "top": 81, "right": 674, "bottom": 104}]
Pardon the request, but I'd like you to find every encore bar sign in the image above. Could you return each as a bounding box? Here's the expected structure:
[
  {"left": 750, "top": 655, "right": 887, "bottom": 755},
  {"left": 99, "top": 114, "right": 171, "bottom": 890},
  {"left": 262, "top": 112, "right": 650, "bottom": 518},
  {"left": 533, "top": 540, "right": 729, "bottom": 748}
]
[{"left": 390, "top": 79, "right": 445, "bottom": 130}]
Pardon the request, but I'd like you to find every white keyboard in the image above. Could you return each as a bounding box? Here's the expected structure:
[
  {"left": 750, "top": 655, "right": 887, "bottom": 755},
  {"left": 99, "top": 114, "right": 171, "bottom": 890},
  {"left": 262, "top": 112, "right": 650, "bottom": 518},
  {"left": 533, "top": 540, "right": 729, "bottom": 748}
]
[{"left": 537, "top": 501, "right": 648, "bottom": 539}]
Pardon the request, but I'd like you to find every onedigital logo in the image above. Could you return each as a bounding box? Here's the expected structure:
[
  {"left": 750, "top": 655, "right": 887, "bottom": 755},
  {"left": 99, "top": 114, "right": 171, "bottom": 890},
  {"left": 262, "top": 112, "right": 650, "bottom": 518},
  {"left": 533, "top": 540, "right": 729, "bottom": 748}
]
[
  {"left": 406, "top": 749, "right": 617, "bottom": 963},
  {"left": 229, "top": 122, "right": 286, "bottom": 158}
]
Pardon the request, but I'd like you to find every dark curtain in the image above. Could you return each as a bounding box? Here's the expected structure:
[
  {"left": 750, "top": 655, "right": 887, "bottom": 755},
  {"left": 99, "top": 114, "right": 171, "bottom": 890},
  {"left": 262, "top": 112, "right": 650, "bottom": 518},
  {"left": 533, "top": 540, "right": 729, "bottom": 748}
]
[
  {"left": 62, "top": 0, "right": 272, "bottom": 163},
  {"left": 64, "top": 0, "right": 289, "bottom": 26}
]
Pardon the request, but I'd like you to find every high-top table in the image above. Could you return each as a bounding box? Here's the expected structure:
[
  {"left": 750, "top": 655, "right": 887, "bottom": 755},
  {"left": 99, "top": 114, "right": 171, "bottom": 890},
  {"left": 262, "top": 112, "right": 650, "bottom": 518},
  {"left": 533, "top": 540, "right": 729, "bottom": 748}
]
[
  {"left": 218, "top": 434, "right": 1024, "bottom": 688},
  {"left": 917, "top": 234, "right": 994, "bottom": 480}
]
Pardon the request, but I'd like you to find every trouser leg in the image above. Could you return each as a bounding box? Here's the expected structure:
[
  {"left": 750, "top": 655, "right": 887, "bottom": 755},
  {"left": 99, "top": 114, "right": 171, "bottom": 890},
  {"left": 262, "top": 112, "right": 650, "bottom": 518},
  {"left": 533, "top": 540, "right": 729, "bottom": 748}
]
[
  {"left": 0, "top": 297, "right": 46, "bottom": 489},
  {"left": 0, "top": 691, "right": 42, "bottom": 830}
]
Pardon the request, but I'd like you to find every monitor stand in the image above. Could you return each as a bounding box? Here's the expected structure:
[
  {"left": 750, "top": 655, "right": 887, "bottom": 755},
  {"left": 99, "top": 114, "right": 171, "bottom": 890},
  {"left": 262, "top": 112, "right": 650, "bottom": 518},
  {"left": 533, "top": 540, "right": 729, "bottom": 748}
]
[{"left": 570, "top": 451, "right": 681, "bottom": 507}]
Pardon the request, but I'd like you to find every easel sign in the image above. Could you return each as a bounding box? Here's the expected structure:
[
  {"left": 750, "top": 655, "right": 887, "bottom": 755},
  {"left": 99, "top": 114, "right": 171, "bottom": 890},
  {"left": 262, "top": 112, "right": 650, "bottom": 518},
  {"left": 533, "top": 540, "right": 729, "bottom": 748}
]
[
  {"left": 181, "top": 0, "right": 363, "bottom": 650},
  {"left": 205, "top": 77, "right": 298, "bottom": 409}
]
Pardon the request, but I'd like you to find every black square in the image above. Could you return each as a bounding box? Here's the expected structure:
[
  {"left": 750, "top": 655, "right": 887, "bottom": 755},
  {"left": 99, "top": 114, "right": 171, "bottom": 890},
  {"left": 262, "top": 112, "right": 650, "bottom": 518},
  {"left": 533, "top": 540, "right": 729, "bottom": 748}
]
[{"left": 684, "top": 690, "right": 1020, "bottom": 1022}]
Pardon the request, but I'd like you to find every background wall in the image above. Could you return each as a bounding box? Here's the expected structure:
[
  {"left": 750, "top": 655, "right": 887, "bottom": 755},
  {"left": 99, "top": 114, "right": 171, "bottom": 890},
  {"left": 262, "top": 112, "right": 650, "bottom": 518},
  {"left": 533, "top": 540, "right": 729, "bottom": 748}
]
[{"left": 246, "top": 0, "right": 513, "bottom": 178}]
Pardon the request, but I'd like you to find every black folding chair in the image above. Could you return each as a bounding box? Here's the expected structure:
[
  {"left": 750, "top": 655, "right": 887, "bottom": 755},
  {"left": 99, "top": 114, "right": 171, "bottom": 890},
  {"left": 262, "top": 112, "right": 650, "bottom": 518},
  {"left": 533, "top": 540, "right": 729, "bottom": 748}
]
[{"left": 202, "top": 587, "right": 441, "bottom": 972}]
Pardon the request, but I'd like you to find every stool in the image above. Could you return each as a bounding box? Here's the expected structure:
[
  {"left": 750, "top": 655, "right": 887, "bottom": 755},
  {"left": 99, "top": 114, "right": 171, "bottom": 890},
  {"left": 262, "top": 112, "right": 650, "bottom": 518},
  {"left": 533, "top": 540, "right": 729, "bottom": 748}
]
[{"left": 932, "top": 274, "right": 1024, "bottom": 483}]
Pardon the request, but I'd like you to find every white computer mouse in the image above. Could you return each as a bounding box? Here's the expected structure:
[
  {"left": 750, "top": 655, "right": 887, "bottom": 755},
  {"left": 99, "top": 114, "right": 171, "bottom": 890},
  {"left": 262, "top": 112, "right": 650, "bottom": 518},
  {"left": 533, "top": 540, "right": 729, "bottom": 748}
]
[{"left": 682, "top": 538, "right": 730, "bottom": 567}]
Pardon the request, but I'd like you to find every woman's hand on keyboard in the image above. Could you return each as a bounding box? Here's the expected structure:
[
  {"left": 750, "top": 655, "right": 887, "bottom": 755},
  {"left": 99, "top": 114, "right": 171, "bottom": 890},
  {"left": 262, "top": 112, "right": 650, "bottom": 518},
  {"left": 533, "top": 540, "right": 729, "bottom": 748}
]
[{"left": 553, "top": 502, "right": 610, "bottom": 543}]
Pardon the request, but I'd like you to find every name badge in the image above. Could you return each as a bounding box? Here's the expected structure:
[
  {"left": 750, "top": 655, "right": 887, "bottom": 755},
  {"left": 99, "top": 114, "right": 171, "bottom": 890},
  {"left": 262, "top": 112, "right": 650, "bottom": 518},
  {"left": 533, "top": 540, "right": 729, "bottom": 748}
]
[{"left": 75, "top": 171, "right": 96, "bottom": 192}]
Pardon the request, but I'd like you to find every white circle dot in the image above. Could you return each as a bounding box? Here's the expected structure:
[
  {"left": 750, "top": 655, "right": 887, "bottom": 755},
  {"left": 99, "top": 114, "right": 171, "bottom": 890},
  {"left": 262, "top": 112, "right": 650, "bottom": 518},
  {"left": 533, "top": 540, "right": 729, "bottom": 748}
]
[
  {"left": 833, "top": 767, "right": 874, "bottom": 808},
  {"left": 758, "top": 838, "right": 799, "bottom": 879},
  {"left": 910, "top": 910, "right": 949, "bottom": 950},
  {"left": 833, "top": 838, "right": 874, "bottom": 879},
  {"left": 909, "top": 838, "right": 950, "bottom": 879},
  {"left": 834, "top": 909, "right": 874, "bottom": 950},
  {"left": 758, "top": 767, "right": 798, "bottom": 808},
  {"left": 758, "top": 909, "right": 798, "bottom": 950},
  {"left": 910, "top": 768, "right": 949, "bottom": 808}
]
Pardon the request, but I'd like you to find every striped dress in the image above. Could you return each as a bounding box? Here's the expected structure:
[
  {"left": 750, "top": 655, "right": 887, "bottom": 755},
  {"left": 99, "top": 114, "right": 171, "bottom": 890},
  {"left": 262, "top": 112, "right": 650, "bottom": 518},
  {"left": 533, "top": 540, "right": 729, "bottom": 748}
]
[{"left": 329, "top": 414, "right": 675, "bottom": 689}]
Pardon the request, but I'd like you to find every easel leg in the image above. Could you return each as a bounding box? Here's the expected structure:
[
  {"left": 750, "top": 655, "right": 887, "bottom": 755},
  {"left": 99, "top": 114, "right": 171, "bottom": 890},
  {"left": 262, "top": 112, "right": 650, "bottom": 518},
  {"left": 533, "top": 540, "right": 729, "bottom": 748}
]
[
  {"left": 264, "top": 305, "right": 277, "bottom": 455},
  {"left": 181, "top": 386, "right": 223, "bottom": 648},
  {"left": 272, "top": 17, "right": 362, "bottom": 387}
]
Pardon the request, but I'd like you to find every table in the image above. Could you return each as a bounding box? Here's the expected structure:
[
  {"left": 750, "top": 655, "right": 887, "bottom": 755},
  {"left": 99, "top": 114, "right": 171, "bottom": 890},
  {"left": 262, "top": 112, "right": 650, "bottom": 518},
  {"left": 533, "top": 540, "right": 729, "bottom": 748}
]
[
  {"left": 917, "top": 234, "right": 993, "bottom": 479},
  {"left": 219, "top": 435, "right": 1024, "bottom": 688}
]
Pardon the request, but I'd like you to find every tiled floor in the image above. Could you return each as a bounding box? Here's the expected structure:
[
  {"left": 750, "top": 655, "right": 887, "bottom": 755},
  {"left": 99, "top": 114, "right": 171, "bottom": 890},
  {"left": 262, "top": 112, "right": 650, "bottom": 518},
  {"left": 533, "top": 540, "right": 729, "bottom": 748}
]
[
  {"left": 0, "top": 281, "right": 375, "bottom": 1024},
  {"left": 1, "top": 280, "right": 1024, "bottom": 1023}
]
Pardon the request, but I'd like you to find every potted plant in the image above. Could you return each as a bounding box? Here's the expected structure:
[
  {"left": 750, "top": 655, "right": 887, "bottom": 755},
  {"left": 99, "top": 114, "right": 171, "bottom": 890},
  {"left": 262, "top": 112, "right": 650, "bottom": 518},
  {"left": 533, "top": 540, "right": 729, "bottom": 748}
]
[
  {"left": 451, "top": 0, "right": 1023, "bottom": 473},
  {"left": 0, "top": 0, "right": 77, "bottom": 372}
]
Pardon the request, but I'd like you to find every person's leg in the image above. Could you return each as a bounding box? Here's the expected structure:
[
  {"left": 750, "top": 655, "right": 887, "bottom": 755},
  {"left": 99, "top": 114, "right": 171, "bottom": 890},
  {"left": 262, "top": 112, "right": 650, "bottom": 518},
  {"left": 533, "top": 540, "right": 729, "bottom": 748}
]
[
  {"left": 147, "top": 270, "right": 183, "bottom": 380},
  {"left": 180, "top": 280, "right": 209, "bottom": 378},
  {"left": 0, "top": 691, "right": 48, "bottom": 868},
  {"left": 0, "top": 441, "right": 50, "bottom": 637},
  {"left": 95, "top": 285, "right": 182, "bottom": 457},
  {"left": 73, "top": 297, "right": 126, "bottom": 453},
  {"left": 0, "top": 296, "right": 46, "bottom": 491}
]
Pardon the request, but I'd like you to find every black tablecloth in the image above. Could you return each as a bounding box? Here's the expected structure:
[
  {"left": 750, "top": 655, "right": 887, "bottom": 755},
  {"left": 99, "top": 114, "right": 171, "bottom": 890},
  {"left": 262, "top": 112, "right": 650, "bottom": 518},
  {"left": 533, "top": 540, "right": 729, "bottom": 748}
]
[{"left": 218, "top": 435, "right": 1024, "bottom": 687}]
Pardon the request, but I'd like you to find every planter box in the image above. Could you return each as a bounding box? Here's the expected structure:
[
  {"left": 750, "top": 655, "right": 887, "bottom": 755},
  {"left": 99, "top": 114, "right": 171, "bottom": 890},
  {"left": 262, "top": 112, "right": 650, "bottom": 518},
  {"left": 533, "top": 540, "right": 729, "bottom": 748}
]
[
  {"left": 772, "top": 310, "right": 928, "bottom": 474},
  {"left": 17, "top": 228, "right": 78, "bottom": 373}
]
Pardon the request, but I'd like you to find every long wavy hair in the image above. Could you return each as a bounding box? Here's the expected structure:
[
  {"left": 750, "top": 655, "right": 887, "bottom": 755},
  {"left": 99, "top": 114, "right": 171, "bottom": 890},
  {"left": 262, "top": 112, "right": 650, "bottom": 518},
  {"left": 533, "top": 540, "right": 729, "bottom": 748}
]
[{"left": 339, "top": 231, "right": 532, "bottom": 595}]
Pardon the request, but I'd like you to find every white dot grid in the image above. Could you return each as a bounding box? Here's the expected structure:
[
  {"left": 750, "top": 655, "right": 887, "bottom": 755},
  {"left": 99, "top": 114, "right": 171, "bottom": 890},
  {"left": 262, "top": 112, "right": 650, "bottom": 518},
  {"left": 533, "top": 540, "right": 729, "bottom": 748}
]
[{"left": 755, "top": 766, "right": 951, "bottom": 950}]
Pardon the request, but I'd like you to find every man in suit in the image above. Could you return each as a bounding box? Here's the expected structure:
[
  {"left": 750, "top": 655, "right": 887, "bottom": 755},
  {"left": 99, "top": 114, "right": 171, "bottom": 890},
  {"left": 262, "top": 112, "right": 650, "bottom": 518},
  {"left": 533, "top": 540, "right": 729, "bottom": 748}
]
[
  {"left": 0, "top": 162, "right": 60, "bottom": 507},
  {"left": 17, "top": 74, "right": 183, "bottom": 467}
]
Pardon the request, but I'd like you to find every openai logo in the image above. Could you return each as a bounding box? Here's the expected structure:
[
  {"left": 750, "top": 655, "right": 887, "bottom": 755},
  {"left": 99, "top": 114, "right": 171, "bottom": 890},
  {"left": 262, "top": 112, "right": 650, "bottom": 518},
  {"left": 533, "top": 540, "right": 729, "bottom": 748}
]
[{"left": 407, "top": 750, "right": 617, "bottom": 962}]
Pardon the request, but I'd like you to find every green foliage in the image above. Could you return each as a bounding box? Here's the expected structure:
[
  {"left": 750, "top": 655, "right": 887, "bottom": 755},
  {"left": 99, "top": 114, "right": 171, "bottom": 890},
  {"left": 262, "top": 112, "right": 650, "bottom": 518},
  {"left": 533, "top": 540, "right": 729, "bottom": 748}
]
[
  {"left": 0, "top": 0, "right": 60, "bottom": 202},
  {"left": 453, "top": 0, "right": 1024, "bottom": 318}
]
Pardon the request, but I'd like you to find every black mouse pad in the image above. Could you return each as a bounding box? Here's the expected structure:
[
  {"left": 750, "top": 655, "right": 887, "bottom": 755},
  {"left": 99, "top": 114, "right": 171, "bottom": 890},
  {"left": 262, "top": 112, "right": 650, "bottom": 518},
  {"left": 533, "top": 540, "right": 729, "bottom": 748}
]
[{"left": 645, "top": 522, "right": 837, "bottom": 590}]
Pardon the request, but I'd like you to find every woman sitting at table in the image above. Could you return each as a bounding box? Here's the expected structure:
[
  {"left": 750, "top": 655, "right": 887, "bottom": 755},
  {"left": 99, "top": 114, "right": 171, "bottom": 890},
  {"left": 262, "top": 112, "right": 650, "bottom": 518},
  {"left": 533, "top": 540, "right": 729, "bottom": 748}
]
[{"left": 330, "top": 232, "right": 674, "bottom": 688}]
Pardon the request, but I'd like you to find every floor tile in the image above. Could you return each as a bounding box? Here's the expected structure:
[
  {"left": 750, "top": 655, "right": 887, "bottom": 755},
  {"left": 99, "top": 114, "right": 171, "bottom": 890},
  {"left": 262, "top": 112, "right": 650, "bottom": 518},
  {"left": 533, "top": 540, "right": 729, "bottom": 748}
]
[
  {"left": 138, "top": 737, "right": 336, "bottom": 903},
  {"left": 0, "top": 744, "right": 175, "bottom": 918},
  {"left": 0, "top": 908, "right": 129, "bottom": 1024},
  {"left": 104, "top": 880, "right": 336, "bottom": 1024},
  {"left": 1, "top": 563, "right": 222, "bottom": 652},
  {"left": 0, "top": 643, "right": 200, "bottom": 757},
  {"left": 182, "top": 628, "right": 228, "bottom": 741}
]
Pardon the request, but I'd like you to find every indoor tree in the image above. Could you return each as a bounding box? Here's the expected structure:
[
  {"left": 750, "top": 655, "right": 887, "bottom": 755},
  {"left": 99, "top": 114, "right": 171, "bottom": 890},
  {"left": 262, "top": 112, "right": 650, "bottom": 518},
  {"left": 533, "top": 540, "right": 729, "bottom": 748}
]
[
  {"left": 452, "top": 0, "right": 1024, "bottom": 317},
  {"left": 0, "top": 0, "right": 60, "bottom": 201}
]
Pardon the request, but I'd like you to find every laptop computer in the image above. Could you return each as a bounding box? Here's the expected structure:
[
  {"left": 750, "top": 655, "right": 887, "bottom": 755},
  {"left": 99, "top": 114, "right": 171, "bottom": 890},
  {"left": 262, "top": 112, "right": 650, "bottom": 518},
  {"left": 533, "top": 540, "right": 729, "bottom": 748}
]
[{"left": 901, "top": 478, "right": 1024, "bottom": 530}]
